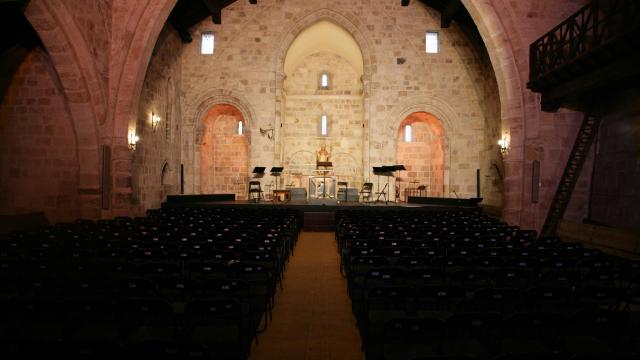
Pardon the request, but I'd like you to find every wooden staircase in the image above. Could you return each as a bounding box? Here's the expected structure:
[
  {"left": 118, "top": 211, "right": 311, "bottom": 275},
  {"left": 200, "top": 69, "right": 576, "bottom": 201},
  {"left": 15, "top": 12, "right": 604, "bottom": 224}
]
[{"left": 541, "top": 112, "right": 601, "bottom": 236}]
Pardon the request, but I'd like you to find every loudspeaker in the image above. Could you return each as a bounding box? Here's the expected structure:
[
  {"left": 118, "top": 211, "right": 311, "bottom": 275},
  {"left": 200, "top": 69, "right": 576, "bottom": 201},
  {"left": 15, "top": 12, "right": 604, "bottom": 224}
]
[
  {"left": 532, "top": 160, "right": 540, "bottom": 203},
  {"left": 180, "top": 164, "right": 184, "bottom": 194},
  {"left": 476, "top": 169, "right": 480, "bottom": 198},
  {"left": 101, "top": 145, "right": 111, "bottom": 210}
]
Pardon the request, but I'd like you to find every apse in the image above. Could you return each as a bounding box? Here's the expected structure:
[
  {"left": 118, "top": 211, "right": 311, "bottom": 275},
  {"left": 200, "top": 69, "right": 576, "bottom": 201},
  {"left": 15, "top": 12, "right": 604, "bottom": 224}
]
[{"left": 282, "top": 20, "right": 365, "bottom": 192}]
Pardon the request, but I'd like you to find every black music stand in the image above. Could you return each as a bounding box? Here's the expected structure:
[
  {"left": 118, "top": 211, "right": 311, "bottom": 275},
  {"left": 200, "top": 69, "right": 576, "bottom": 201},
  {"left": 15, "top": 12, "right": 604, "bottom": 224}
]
[
  {"left": 392, "top": 165, "right": 406, "bottom": 202},
  {"left": 270, "top": 167, "right": 284, "bottom": 191},
  {"left": 252, "top": 167, "right": 266, "bottom": 177}
]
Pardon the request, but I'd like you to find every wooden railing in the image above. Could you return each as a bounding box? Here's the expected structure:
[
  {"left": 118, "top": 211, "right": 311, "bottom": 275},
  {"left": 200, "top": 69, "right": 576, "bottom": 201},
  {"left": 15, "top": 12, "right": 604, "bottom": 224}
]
[{"left": 529, "top": 0, "right": 640, "bottom": 86}]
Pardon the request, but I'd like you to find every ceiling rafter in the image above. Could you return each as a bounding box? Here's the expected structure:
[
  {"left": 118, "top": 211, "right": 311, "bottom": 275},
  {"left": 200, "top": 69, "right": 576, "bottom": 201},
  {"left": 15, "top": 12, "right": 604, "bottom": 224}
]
[{"left": 169, "top": 0, "right": 257, "bottom": 43}]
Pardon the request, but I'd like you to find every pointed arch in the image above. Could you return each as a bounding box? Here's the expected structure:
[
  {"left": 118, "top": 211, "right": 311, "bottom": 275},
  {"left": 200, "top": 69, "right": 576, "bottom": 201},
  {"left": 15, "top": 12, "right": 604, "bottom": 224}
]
[
  {"left": 24, "top": 0, "right": 102, "bottom": 217},
  {"left": 461, "top": 0, "right": 526, "bottom": 224}
]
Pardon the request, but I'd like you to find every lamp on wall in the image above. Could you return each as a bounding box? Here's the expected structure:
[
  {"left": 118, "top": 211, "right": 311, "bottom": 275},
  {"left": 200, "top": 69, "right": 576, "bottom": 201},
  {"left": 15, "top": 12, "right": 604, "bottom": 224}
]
[
  {"left": 259, "top": 127, "right": 274, "bottom": 140},
  {"left": 151, "top": 111, "right": 161, "bottom": 130},
  {"left": 128, "top": 130, "right": 139, "bottom": 151},
  {"left": 498, "top": 135, "right": 510, "bottom": 155}
]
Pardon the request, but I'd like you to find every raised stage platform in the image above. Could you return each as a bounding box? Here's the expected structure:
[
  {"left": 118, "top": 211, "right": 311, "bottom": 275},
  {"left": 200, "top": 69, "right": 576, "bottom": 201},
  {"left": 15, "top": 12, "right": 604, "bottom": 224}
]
[
  {"left": 163, "top": 195, "right": 484, "bottom": 231},
  {"left": 164, "top": 194, "right": 482, "bottom": 210}
]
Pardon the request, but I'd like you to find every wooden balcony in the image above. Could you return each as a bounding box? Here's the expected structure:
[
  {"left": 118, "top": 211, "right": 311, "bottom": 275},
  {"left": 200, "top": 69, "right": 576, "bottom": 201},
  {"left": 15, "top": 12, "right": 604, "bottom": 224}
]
[{"left": 528, "top": 0, "right": 640, "bottom": 112}]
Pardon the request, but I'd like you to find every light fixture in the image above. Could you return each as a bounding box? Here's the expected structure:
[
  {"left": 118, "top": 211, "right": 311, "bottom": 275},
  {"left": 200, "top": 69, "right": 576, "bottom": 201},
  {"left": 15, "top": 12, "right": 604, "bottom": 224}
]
[
  {"left": 151, "top": 111, "right": 161, "bottom": 130},
  {"left": 128, "top": 130, "right": 139, "bottom": 151},
  {"left": 259, "top": 127, "right": 274, "bottom": 140},
  {"left": 498, "top": 135, "right": 510, "bottom": 155}
]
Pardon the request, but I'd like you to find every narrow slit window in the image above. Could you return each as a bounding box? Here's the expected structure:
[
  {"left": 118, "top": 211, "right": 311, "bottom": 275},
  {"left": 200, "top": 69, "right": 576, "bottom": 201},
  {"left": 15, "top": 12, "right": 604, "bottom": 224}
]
[
  {"left": 321, "top": 114, "right": 328, "bottom": 136},
  {"left": 425, "top": 31, "right": 439, "bottom": 54},
  {"left": 405, "top": 124, "right": 412, "bottom": 142},
  {"left": 321, "top": 73, "right": 329, "bottom": 87},
  {"left": 201, "top": 32, "right": 215, "bottom": 54},
  {"left": 237, "top": 120, "right": 244, "bottom": 135}
]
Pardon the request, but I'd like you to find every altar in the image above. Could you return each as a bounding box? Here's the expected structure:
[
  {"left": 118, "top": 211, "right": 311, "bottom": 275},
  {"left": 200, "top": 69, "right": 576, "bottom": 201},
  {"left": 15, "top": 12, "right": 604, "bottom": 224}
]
[{"left": 309, "top": 175, "right": 336, "bottom": 199}]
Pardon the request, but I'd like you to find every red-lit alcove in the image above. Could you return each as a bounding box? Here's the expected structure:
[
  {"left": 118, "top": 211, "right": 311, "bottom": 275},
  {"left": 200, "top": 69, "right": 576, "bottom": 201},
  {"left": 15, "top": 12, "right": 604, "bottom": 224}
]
[
  {"left": 200, "top": 104, "right": 248, "bottom": 199},
  {"left": 396, "top": 112, "right": 445, "bottom": 198}
]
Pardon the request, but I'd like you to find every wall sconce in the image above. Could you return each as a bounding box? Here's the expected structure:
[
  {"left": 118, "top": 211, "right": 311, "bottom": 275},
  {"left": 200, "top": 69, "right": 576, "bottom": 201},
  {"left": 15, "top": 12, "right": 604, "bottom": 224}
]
[
  {"left": 128, "top": 131, "right": 139, "bottom": 151},
  {"left": 498, "top": 135, "right": 510, "bottom": 155},
  {"left": 259, "top": 127, "right": 274, "bottom": 140},
  {"left": 151, "top": 112, "right": 161, "bottom": 130}
]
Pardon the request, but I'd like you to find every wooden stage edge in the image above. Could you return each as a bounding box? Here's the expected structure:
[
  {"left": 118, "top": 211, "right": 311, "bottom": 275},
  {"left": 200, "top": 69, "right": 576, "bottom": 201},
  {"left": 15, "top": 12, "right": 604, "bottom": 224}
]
[{"left": 162, "top": 196, "right": 483, "bottom": 213}]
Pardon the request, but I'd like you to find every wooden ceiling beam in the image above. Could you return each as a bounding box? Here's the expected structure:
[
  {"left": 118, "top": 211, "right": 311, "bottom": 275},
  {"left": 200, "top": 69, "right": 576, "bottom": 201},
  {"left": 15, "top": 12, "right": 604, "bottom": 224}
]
[
  {"left": 441, "top": 0, "right": 463, "bottom": 28},
  {"left": 203, "top": 0, "right": 223, "bottom": 24}
]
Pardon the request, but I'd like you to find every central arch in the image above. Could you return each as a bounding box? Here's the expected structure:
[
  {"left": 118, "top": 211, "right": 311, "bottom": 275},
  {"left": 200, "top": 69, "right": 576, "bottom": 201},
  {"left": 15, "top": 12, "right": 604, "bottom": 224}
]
[{"left": 279, "top": 17, "right": 368, "bottom": 195}]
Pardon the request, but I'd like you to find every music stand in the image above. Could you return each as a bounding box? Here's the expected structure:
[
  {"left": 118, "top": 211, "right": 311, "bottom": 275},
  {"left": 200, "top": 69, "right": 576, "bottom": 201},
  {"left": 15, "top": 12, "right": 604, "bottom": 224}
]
[
  {"left": 252, "top": 167, "right": 266, "bottom": 178},
  {"left": 270, "top": 167, "right": 284, "bottom": 191},
  {"left": 392, "top": 165, "right": 406, "bottom": 202}
]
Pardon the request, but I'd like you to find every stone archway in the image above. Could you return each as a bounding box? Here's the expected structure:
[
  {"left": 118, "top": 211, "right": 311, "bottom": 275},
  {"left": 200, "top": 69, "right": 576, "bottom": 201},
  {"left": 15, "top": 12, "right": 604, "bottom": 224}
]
[
  {"left": 277, "top": 12, "right": 373, "bottom": 194},
  {"left": 112, "top": 0, "right": 177, "bottom": 142},
  {"left": 461, "top": 0, "right": 527, "bottom": 224},
  {"left": 24, "top": 0, "right": 103, "bottom": 218},
  {"left": 389, "top": 96, "right": 458, "bottom": 198},
  {"left": 396, "top": 112, "right": 446, "bottom": 198},
  {"left": 200, "top": 104, "right": 249, "bottom": 199},
  {"left": 184, "top": 89, "right": 255, "bottom": 195}
]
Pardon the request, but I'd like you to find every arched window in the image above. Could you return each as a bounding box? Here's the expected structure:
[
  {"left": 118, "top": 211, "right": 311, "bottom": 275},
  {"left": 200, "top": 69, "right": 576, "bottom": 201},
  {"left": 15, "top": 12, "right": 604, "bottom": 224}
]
[
  {"left": 321, "top": 113, "right": 328, "bottom": 136},
  {"left": 319, "top": 72, "right": 330, "bottom": 89},
  {"left": 404, "top": 124, "right": 412, "bottom": 142},
  {"left": 237, "top": 120, "right": 244, "bottom": 135}
]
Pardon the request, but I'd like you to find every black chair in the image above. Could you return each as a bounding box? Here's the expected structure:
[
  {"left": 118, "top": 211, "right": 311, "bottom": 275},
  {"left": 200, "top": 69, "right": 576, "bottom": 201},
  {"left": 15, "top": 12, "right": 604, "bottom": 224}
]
[
  {"left": 337, "top": 181, "right": 348, "bottom": 201},
  {"left": 360, "top": 182, "right": 373, "bottom": 202},
  {"left": 248, "top": 181, "right": 263, "bottom": 202}
]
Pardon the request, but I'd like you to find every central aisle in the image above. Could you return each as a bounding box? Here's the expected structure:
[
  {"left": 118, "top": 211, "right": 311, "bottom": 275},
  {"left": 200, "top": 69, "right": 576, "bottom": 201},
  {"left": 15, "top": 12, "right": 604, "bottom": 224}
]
[{"left": 249, "top": 231, "right": 364, "bottom": 360}]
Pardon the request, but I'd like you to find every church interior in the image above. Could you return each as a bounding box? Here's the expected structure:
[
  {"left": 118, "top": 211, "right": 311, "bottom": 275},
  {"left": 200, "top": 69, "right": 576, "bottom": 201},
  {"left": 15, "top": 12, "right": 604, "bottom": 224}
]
[{"left": 0, "top": 0, "right": 639, "bottom": 359}]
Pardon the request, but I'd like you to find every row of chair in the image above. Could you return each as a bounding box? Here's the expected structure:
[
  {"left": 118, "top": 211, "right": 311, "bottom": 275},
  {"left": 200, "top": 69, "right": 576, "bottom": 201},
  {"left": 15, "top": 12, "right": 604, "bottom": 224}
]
[
  {"left": 336, "top": 209, "right": 639, "bottom": 360},
  {"left": 0, "top": 207, "right": 301, "bottom": 359}
]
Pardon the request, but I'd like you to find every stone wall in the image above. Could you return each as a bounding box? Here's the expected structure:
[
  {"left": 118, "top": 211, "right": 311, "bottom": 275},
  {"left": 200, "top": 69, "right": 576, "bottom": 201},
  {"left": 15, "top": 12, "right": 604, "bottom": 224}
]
[
  {"left": 283, "top": 51, "right": 364, "bottom": 192},
  {"left": 66, "top": 0, "right": 111, "bottom": 97},
  {"left": 177, "top": 0, "right": 500, "bottom": 204},
  {"left": 6, "top": 0, "right": 612, "bottom": 235},
  {"left": 0, "top": 49, "right": 79, "bottom": 223},
  {"left": 132, "top": 25, "right": 183, "bottom": 213},
  {"left": 477, "top": 49, "right": 503, "bottom": 208},
  {"left": 587, "top": 94, "right": 640, "bottom": 231}
]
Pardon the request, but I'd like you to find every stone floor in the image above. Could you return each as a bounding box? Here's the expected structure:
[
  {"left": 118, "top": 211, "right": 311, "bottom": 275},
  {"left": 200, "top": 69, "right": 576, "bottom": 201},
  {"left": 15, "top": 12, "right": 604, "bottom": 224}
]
[{"left": 249, "top": 231, "right": 364, "bottom": 360}]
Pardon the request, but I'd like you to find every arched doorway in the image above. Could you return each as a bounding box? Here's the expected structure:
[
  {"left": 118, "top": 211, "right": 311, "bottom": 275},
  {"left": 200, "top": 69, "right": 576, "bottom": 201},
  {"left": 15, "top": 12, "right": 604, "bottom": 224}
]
[
  {"left": 396, "top": 112, "right": 445, "bottom": 198},
  {"left": 200, "top": 104, "right": 248, "bottom": 199}
]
